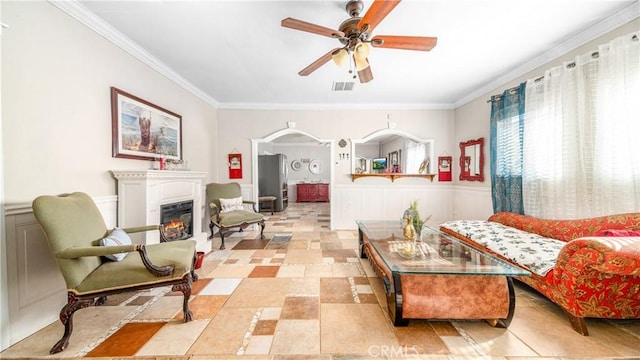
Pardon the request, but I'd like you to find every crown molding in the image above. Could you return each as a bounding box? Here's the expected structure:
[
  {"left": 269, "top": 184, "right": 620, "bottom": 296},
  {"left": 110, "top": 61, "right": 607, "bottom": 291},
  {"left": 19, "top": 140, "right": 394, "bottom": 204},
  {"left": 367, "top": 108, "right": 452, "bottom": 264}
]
[
  {"left": 217, "top": 102, "right": 455, "bottom": 111},
  {"left": 48, "top": 0, "right": 219, "bottom": 108},
  {"left": 454, "top": 1, "right": 640, "bottom": 108}
]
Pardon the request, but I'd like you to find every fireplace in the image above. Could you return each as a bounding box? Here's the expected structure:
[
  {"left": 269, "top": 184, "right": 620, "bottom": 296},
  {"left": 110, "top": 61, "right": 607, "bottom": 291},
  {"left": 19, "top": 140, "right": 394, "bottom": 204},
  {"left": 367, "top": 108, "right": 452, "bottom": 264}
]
[
  {"left": 111, "top": 170, "right": 208, "bottom": 250},
  {"left": 160, "top": 200, "right": 194, "bottom": 241}
]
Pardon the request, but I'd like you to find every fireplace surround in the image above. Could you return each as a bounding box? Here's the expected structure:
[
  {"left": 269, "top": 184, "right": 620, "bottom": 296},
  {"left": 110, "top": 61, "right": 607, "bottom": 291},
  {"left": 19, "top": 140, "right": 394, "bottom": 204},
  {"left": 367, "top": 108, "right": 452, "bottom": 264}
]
[{"left": 111, "top": 170, "right": 209, "bottom": 251}]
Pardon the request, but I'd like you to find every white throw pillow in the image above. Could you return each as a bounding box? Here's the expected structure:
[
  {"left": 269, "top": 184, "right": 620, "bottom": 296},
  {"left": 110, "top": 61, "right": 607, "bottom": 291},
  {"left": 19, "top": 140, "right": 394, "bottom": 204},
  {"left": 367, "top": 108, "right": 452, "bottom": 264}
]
[
  {"left": 220, "top": 196, "right": 244, "bottom": 213},
  {"left": 100, "top": 227, "right": 132, "bottom": 261}
]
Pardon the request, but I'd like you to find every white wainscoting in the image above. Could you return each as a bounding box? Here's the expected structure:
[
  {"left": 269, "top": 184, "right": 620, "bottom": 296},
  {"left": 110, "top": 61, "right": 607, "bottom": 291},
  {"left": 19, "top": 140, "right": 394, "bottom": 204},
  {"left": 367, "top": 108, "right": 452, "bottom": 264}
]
[
  {"left": 331, "top": 183, "right": 455, "bottom": 230},
  {"left": 452, "top": 185, "right": 493, "bottom": 220},
  {"left": 2, "top": 195, "right": 117, "bottom": 347}
]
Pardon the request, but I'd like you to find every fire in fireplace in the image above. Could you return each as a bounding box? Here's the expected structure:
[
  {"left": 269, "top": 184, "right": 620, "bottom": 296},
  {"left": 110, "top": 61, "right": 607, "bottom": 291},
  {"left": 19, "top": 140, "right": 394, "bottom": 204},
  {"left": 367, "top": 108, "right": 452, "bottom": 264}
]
[{"left": 160, "top": 200, "right": 193, "bottom": 241}]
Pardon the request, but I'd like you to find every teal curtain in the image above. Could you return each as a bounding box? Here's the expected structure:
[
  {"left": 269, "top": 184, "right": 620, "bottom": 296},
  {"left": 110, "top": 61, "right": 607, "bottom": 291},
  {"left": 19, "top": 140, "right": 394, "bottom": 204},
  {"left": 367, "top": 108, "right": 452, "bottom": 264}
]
[{"left": 490, "top": 83, "right": 526, "bottom": 214}]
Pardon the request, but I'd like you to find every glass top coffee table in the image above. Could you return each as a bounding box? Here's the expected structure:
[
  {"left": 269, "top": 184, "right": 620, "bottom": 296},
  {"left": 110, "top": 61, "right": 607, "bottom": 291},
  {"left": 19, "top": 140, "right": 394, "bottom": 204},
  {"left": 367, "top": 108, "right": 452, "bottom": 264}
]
[{"left": 357, "top": 220, "right": 529, "bottom": 327}]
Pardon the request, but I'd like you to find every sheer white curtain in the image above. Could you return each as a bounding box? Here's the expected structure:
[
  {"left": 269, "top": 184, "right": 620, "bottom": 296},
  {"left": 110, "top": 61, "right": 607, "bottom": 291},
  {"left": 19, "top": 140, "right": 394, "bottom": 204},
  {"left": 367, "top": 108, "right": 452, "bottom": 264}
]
[
  {"left": 523, "top": 32, "right": 640, "bottom": 218},
  {"left": 404, "top": 139, "right": 426, "bottom": 174}
]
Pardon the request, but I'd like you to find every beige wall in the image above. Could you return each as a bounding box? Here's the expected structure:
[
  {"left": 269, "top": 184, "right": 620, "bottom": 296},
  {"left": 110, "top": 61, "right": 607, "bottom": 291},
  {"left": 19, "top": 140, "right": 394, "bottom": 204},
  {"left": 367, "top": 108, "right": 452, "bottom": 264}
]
[{"left": 1, "top": 1, "right": 218, "bottom": 204}]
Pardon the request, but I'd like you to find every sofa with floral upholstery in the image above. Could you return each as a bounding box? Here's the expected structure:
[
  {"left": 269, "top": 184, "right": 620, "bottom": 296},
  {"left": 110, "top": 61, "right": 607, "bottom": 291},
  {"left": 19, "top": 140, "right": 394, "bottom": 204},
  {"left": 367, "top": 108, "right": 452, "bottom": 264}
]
[{"left": 440, "top": 212, "right": 640, "bottom": 336}]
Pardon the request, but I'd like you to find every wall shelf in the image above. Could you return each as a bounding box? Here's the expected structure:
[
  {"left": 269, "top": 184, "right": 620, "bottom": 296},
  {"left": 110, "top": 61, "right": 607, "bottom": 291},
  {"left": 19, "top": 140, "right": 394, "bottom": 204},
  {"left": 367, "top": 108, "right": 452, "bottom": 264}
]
[{"left": 351, "top": 173, "right": 436, "bottom": 182}]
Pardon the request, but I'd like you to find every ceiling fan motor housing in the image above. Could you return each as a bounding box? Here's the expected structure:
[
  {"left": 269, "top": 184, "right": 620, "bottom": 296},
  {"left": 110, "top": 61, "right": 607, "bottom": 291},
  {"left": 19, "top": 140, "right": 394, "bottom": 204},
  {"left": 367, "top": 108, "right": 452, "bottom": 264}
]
[{"left": 345, "top": 0, "right": 364, "bottom": 17}]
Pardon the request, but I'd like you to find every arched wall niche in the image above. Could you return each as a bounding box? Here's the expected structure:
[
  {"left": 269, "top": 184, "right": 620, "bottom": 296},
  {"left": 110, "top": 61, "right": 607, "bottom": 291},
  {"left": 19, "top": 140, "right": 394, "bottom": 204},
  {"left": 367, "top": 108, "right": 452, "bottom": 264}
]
[{"left": 251, "top": 124, "right": 335, "bottom": 228}]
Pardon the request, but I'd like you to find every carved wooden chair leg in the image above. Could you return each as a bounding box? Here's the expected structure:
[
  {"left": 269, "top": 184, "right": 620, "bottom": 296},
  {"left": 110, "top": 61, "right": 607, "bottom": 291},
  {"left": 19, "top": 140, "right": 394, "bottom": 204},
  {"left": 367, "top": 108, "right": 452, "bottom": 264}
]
[
  {"left": 50, "top": 293, "right": 95, "bottom": 354},
  {"left": 208, "top": 222, "right": 215, "bottom": 239},
  {"left": 172, "top": 276, "right": 193, "bottom": 322},
  {"left": 219, "top": 228, "right": 226, "bottom": 250},
  {"left": 259, "top": 220, "right": 266, "bottom": 239},
  {"left": 190, "top": 253, "right": 199, "bottom": 281}
]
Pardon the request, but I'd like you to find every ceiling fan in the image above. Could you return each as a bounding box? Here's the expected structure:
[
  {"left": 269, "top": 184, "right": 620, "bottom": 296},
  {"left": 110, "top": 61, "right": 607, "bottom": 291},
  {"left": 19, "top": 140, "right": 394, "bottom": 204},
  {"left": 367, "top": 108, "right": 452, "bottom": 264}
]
[{"left": 281, "top": 0, "right": 437, "bottom": 83}]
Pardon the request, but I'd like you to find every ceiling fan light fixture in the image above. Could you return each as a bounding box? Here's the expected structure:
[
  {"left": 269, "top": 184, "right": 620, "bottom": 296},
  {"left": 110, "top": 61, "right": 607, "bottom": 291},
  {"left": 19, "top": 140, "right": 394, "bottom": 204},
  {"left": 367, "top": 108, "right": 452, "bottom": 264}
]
[
  {"left": 354, "top": 56, "right": 369, "bottom": 71},
  {"left": 332, "top": 49, "right": 349, "bottom": 67},
  {"left": 353, "top": 42, "right": 370, "bottom": 60}
]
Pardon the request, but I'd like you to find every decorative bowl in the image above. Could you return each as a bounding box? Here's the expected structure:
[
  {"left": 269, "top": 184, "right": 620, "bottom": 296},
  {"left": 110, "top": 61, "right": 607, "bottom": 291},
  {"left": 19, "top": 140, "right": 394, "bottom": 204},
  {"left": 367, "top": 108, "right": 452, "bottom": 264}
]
[{"left": 397, "top": 242, "right": 416, "bottom": 259}]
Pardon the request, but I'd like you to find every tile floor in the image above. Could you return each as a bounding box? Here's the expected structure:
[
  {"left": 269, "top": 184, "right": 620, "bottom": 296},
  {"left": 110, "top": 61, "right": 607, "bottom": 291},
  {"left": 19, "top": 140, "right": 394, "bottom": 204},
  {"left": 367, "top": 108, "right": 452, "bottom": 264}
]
[{"left": 2, "top": 202, "right": 639, "bottom": 360}]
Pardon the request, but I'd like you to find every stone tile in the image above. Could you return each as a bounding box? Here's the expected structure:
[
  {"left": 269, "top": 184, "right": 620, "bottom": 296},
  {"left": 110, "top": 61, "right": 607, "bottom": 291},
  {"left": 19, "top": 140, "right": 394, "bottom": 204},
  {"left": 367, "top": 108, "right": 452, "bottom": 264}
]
[
  {"left": 253, "top": 320, "right": 278, "bottom": 335},
  {"left": 280, "top": 296, "right": 319, "bottom": 320},
  {"left": 320, "top": 278, "right": 353, "bottom": 303},
  {"left": 199, "top": 278, "right": 242, "bottom": 295},
  {"left": 392, "top": 320, "right": 450, "bottom": 354},
  {"left": 507, "top": 301, "right": 626, "bottom": 357},
  {"left": 284, "top": 249, "right": 323, "bottom": 264},
  {"left": 233, "top": 238, "right": 270, "bottom": 249},
  {"left": 245, "top": 335, "right": 273, "bottom": 355},
  {"left": 270, "top": 319, "right": 320, "bottom": 354},
  {"left": 225, "top": 278, "right": 290, "bottom": 307},
  {"left": 188, "top": 307, "right": 258, "bottom": 355},
  {"left": 260, "top": 307, "right": 282, "bottom": 320},
  {"left": 0, "top": 306, "right": 136, "bottom": 357},
  {"left": 276, "top": 264, "right": 306, "bottom": 278},
  {"left": 136, "top": 319, "right": 210, "bottom": 356},
  {"left": 440, "top": 335, "right": 484, "bottom": 356},
  {"left": 135, "top": 296, "right": 184, "bottom": 320},
  {"left": 287, "top": 277, "right": 320, "bottom": 296},
  {"left": 320, "top": 303, "right": 399, "bottom": 354},
  {"left": 185, "top": 295, "right": 227, "bottom": 320},
  {"left": 248, "top": 265, "right": 280, "bottom": 278},
  {"left": 88, "top": 322, "right": 166, "bottom": 357},
  {"left": 457, "top": 321, "right": 539, "bottom": 357}
]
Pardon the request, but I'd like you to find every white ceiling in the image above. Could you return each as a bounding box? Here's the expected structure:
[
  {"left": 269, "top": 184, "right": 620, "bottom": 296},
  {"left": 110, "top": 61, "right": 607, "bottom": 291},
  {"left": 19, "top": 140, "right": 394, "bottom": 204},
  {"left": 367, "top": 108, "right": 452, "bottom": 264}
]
[{"left": 69, "top": 0, "right": 638, "bottom": 109}]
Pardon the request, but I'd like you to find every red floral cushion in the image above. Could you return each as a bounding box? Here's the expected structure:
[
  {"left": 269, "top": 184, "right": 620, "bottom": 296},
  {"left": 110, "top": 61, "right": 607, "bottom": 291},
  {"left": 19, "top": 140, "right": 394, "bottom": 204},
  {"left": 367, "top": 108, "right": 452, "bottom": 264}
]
[
  {"left": 488, "top": 212, "right": 640, "bottom": 242},
  {"left": 595, "top": 229, "right": 640, "bottom": 237}
]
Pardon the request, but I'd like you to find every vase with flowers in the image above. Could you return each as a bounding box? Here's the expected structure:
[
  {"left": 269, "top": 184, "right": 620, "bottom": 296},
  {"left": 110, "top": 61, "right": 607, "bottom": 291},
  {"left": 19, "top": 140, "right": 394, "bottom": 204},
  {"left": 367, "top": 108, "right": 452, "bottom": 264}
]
[{"left": 404, "top": 200, "right": 432, "bottom": 235}]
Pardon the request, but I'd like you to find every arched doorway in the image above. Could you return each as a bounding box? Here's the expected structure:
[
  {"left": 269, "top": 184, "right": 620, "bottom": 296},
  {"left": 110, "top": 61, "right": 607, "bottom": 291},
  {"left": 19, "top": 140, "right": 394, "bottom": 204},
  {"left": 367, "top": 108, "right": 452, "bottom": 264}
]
[{"left": 251, "top": 125, "right": 335, "bottom": 229}]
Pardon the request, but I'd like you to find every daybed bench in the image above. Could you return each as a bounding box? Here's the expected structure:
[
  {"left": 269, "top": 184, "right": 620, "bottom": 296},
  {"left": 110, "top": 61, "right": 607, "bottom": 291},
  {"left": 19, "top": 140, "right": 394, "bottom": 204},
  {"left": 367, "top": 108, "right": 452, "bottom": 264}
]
[{"left": 440, "top": 212, "right": 640, "bottom": 335}]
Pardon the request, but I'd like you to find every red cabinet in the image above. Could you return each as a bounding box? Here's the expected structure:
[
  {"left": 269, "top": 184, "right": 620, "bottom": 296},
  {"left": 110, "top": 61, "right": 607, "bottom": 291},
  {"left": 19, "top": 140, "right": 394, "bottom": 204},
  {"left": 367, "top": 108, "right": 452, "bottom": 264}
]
[{"left": 297, "top": 183, "right": 329, "bottom": 202}]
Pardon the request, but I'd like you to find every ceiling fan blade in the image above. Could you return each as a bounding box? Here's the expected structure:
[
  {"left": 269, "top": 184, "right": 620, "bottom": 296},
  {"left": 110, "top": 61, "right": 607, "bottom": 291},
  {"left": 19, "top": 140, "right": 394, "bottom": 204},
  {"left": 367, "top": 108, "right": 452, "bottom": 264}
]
[
  {"left": 298, "top": 48, "right": 341, "bottom": 76},
  {"left": 371, "top": 35, "right": 438, "bottom": 51},
  {"left": 282, "top": 17, "right": 345, "bottom": 38},
  {"left": 357, "top": 0, "right": 401, "bottom": 33},
  {"left": 357, "top": 60, "right": 373, "bottom": 84}
]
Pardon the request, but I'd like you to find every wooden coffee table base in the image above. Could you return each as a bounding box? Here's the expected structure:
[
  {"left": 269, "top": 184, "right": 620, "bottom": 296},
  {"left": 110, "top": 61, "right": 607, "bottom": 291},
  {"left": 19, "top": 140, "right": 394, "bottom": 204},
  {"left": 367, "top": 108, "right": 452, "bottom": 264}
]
[{"left": 363, "top": 241, "right": 515, "bottom": 327}]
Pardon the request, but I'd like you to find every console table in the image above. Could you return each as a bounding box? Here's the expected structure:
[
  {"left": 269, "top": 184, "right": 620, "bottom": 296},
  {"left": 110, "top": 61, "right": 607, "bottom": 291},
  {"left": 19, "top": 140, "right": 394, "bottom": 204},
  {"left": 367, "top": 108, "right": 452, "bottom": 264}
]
[
  {"left": 296, "top": 183, "right": 329, "bottom": 202},
  {"left": 357, "top": 220, "right": 529, "bottom": 327}
]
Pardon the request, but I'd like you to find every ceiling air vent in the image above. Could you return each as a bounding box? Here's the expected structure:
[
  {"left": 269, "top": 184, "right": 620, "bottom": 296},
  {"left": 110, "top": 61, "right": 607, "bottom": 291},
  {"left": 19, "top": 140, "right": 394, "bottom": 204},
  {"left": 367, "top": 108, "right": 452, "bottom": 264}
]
[{"left": 332, "top": 81, "right": 355, "bottom": 92}]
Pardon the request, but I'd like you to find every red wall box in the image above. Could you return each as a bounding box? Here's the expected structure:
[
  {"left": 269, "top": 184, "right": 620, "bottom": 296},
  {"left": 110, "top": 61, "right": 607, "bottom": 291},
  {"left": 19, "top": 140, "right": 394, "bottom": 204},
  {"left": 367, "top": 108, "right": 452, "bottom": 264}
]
[
  {"left": 438, "top": 156, "right": 452, "bottom": 182},
  {"left": 229, "top": 153, "right": 242, "bottom": 179}
]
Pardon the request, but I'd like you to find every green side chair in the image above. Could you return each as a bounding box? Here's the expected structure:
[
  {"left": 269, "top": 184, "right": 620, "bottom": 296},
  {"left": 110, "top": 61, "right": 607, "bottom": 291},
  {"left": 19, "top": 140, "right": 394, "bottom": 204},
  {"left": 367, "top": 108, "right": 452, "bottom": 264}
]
[
  {"left": 32, "top": 192, "right": 197, "bottom": 354},
  {"left": 206, "top": 182, "right": 265, "bottom": 249}
]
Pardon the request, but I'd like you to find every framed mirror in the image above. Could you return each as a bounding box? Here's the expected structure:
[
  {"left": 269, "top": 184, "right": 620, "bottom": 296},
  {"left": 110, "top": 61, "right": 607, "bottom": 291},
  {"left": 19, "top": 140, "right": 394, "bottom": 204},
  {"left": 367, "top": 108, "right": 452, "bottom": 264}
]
[{"left": 459, "top": 137, "right": 484, "bottom": 181}]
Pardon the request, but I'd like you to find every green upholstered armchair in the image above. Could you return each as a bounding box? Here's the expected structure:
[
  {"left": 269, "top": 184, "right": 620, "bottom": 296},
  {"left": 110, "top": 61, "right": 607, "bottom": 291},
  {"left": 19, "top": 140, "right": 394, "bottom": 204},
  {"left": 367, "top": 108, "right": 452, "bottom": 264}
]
[
  {"left": 32, "top": 192, "right": 197, "bottom": 354},
  {"left": 206, "top": 182, "right": 265, "bottom": 250}
]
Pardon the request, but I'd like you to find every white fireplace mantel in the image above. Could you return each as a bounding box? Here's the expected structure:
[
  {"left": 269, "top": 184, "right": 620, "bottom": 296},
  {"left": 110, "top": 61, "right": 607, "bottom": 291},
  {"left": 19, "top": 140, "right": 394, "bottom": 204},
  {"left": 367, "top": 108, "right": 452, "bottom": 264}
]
[{"left": 111, "top": 170, "right": 209, "bottom": 251}]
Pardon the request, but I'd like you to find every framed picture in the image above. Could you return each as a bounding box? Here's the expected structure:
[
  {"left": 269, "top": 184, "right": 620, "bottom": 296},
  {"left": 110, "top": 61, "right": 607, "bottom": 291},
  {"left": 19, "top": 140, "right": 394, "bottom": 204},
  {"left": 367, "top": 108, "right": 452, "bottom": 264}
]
[{"left": 111, "top": 87, "right": 182, "bottom": 161}]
